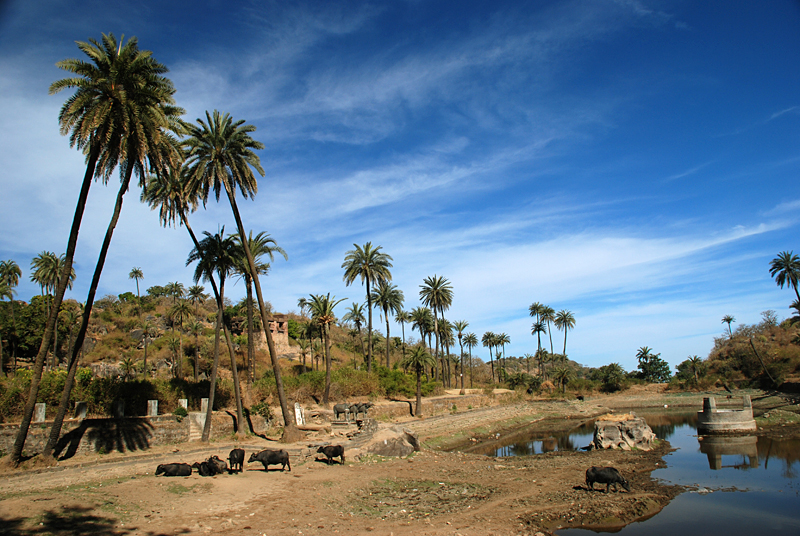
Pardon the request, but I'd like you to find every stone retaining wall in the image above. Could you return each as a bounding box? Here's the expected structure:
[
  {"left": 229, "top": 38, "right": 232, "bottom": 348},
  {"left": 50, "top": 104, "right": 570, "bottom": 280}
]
[{"left": 0, "top": 412, "right": 270, "bottom": 458}]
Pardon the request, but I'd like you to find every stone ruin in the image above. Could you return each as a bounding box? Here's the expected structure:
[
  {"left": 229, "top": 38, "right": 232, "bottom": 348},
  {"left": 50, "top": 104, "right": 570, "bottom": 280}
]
[{"left": 591, "top": 412, "right": 656, "bottom": 451}]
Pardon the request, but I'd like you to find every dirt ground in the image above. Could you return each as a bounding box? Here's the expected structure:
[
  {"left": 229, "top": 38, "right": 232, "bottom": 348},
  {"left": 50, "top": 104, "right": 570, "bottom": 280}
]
[{"left": 1, "top": 387, "right": 798, "bottom": 536}]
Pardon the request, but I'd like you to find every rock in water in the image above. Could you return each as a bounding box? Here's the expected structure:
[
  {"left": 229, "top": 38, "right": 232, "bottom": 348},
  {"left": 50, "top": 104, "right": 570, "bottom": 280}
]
[{"left": 591, "top": 413, "right": 656, "bottom": 451}]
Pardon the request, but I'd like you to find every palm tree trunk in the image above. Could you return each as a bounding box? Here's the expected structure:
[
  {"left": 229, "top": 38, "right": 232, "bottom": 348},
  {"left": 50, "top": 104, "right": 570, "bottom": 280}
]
[
  {"left": 223, "top": 323, "right": 245, "bottom": 438},
  {"left": 10, "top": 143, "right": 96, "bottom": 463},
  {"left": 323, "top": 325, "right": 332, "bottom": 405},
  {"left": 563, "top": 330, "right": 568, "bottom": 358},
  {"left": 384, "top": 309, "right": 391, "bottom": 368},
  {"left": 193, "top": 331, "right": 199, "bottom": 382},
  {"left": 202, "top": 297, "right": 223, "bottom": 442},
  {"left": 488, "top": 346, "right": 494, "bottom": 383},
  {"left": 366, "top": 279, "right": 373, "bottom": 373},
  {"left": 415, "top": 365, "right": 422, "bottom": 417},
  {"left": 42, "top": 161, "right": 131, "bottom": 459},
  {"left": 468, "top": 349, "right": 473, "bottom": 388},
  {"left": 245, "top": 275, "right": 255, "bottom": 383},
  {"left": 223, "top": 185, "right": 299, "bottom": 442},
  {"left": 458, "top": 338, "right": 465, "bottom": 395}
]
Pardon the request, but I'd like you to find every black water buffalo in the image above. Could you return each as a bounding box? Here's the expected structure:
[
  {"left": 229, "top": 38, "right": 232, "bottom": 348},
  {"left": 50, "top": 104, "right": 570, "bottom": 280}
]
[
  {"left": 228, "top": 448, "right": 245, "bottom": 473},
  {"left": 576, "top": 395, "right": 585, "bottom": 401},
  {"left": 585, "top": 466, "right": 630, "bottom": 493},
  {"left": 209, "top": 455, "right": 228, "bottom": 474},
  {"left": 155, "top": 463, "right": 192, "bottom": 477},
  {"left": 317, "top": 444, "right": 345, "bottom": 465},
  {"left": 249, "top": 449, "right": 291, "bottom": 471},
  {"left": 192, "top": 461, "right": 216, "bottom": 477},
  {"left": 333, "top": 403, "right": 352, "bottom": 420}
]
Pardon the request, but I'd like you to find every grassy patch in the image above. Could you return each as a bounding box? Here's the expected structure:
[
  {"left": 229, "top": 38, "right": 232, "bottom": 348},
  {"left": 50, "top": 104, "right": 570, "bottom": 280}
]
[
  {"left": 756, "top": 409, "right": 800, "bottom": 426},
  {"left": 346, "top": 478, "right": 495, "bottom": 519}
]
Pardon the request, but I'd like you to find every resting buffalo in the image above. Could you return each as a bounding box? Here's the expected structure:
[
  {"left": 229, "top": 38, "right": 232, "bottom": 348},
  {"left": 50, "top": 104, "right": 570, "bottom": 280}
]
[
  {"left": 249, "top": 449, "right": 291, "bottom": 472},
  {"left": 229, "top": 448, "right": 245, "bottom": 473},
  {"left": 209, "top": 455, "right": 228, "bottom": 474},
  {"left": 192, "top": 461, "right": 216, "bottom": 477},
  {"left": 585, "top": 466, "right": 630, "bottom": 493},
  {"left": 317, "top": 444, "right": 345, "bottom": 465},
  {"left": 155, "top": 463, "right": 192, "bottom": 477}
]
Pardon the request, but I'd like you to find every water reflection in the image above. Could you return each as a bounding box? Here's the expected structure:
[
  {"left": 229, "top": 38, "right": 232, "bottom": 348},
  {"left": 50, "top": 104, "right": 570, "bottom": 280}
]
[{"left": 698, "top": 435, "right": 758, "bottom": 470}]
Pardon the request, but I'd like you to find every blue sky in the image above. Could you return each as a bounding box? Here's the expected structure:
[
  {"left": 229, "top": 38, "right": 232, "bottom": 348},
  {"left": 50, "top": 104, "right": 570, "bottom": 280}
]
[{"left": 1, "top": 0, "right": 798, "bottom": 372}]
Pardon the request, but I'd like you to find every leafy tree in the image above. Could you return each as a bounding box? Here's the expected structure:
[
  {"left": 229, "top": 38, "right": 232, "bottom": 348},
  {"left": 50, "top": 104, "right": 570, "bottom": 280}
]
[
  {"left": 675, "top": 355, "right": 705, "bottom": 385},
  {"left": 400, "top": 345, "right": 436, "bottom": 417},
  {"left": 552, "top": 366, "right": 573, "bottom": 393},
  {"left": 635, "top": 346, "right": 671, "bottom": 383},
  {"left": 187, "top": 320, "right": 205, "bottom": 381},
  {"left": 32, "top": 34, "right": 184, "bottom": 463},
  {"left": 342, "top": 243, "right": 393, "bottom": 373},
  {"left": 0, "top": 260, "right": 21, "bottom": 373},
  {"left": 598, "top": 363, "right": 626, "bottom": 392},
  {"left": 183, "top": 110, "right": 299, "bottom": 442},
  {"left": 769, "top": 251, "right": 800, "bottom": 302},
  {"left": 371, "top": 280, "right": 404, "bottom": 368}
]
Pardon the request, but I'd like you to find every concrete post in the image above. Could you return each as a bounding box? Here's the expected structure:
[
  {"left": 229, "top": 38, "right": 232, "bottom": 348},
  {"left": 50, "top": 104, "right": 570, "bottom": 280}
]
[
  {"left": 179, "top": 399, "right": 188, "bottom": 410},
  {"left": 201, "top": 398, "right": 209, "bottom": 414},
  {"left": 147, "top": 400, "right": 158, "bottom": 417},
  {"left": 74, "top": 401, "right": 87, "bottom": 420},
  {"left": 113, "top": 399, "right": 125, "bottom": 418},
  {"left": 34, "top": 403, "right": 46, "bottom": 423}
]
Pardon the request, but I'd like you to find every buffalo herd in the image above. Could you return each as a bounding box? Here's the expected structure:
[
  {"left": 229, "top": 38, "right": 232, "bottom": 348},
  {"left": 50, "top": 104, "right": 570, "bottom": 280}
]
[{"left": 155, "top": 445, "right": 345, "bottom": 476}]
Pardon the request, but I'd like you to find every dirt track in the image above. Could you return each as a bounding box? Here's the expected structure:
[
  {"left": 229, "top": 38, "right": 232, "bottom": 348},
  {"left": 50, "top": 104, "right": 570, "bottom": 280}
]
[{"left": 1, "top": 387, "right": 795, "bottom": 536}]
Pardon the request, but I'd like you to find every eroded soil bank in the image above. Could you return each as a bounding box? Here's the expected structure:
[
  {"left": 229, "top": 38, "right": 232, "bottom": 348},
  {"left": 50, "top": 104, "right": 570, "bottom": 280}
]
[{"left": 1, "top": 388, "right": 797, "bottom": 536}]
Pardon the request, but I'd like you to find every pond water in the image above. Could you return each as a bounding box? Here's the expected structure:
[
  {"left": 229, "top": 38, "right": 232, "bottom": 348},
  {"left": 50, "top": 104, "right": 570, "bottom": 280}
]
[{"left": 476, "top": 410, "right": 800, "bottom": 535}]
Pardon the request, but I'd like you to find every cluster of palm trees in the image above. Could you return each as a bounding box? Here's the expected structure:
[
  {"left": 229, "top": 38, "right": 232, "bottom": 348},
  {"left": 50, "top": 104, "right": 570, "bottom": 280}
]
[
  {"left": 769, "top": 251, "right": 800, "bottom": 317},
  {"left": 7, "top": 33, "right": 303, "bottom": 464}
]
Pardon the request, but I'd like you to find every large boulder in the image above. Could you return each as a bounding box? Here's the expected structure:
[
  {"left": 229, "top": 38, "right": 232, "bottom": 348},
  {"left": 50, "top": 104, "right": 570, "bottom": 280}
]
[
  {"left": 355, "top": 425, "right": 420, "bottom": 458},
  {"left": 592, "top": 413, "right": 656, "bottom": 451}
]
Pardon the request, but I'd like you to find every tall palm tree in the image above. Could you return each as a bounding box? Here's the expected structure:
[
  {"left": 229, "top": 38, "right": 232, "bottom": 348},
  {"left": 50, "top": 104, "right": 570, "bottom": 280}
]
[
  {"left": 530, "top": 321, "right": 545, "bottom": 369},
  {"left": 342, "top": 302, "right": 366, "bottom": 361},
  {"left": 371, "top": 280, "right": 404, "bottom": 368},
  {"left": 187, "top": 320, "right": 204, "bottom": 381},
  {"left": 342, "top": 243, "right": 393, "bottom": 373},
  {"left": 553, "top": 310, "right": 576, "bottom": 359},
  {"left": 401, "top": 345, "right": 435, "bottom": 417},
  {"left": 769, "top": 251, "right": 800, "bottom": 302},
  {"left": 188, "top": 285, "right": 209, "bottom": 314},
  {"left": 307, "top": 293, "right": 346, "bottom": 405},
  {"left": 186, "top": 229, "right": 242, "bottom": 441},
  {"left": 438, "top": 319, "right": 455, "bottom": 386},
  {"left": 419, "top": 275, "right": 453, "bottom": 384},
  {"left": 721, "top": 315, "right": 736, "bottom": 338},
  {"left": 140, "top": 319, "right": 155, "bottom": 376},
  {"left": 463, "top": 332, "right": 478, "bottom": 388},
  {"left": 31, "top": 252, "right": 75, "bottom": 369},
  {"left": 452, "top": 320, "right": 469, "bottom": 394},
  {"left": 232, "top": 230, "right": 286, "bottom": 383},
  {"left": 183, "top": 110, "right": 300, "bottom": 442},
  {"left": 552, "top": 366, "right": 573, "bottom": 393},
  {"left": 38, "top": 34, "right": 184, "bottom": 462},
  {"left": 541, "top": 306, "right": 555, "bottom": 355},
  {"left": 169, "top": 299, "right": 193, "bottom": 378},
  {"left": 395, "top": 309, "right": 411, "bottom": 362},
  {"left": 687, "top": 355, "right": 703, "bottom": 384},
  {"left": 497, "top": 333, "right": 510, "bottom": 381},
  {"left": 165, "top": 282, "right": 185, "bottom": 305},
  {"left": 0, "top": 260, "right": 21, "bottom": 372},
  {"left": 482, "top": 331, "right": 496, "bottom": 382},
  {"left": 0, "top": 282, "right": 11, "bottom": 375},
  {"left": 129, "top": 267, "right": 144, "bottom": 310},
  {"left": 410, "top": 306, "right": 433, "bottom": 349}
]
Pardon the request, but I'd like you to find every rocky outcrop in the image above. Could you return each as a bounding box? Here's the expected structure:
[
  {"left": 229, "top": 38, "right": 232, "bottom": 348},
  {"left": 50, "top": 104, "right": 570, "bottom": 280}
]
[
  {"left": 350, "top": 424, "right": 420, "bottom": 459},
  {"left": 591, "top": 413, "right": 656, "bottom": 451}
]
